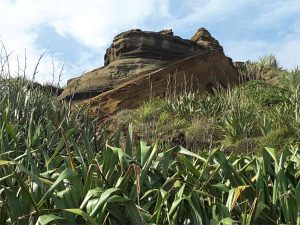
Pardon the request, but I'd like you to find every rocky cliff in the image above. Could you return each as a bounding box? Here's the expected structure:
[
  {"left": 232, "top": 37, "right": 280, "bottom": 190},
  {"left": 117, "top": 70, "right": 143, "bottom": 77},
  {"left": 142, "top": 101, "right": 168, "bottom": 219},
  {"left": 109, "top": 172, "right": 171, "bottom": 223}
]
[{"left": 58, "top": 27, "right": 239, "bottom": 117}]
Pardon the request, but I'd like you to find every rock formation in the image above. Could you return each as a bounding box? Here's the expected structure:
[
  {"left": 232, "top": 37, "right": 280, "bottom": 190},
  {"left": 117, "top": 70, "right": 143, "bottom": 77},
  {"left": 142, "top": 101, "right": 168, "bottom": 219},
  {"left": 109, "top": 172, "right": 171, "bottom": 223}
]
[
  {"left": 191, "top": 27, "right": 223, "bottom": 51},
  {"left": 58, "top": 27, "right": 239, "bottom": 117},
  {"left": 85, "top": 51, "right": 238, "bottom": 119}
]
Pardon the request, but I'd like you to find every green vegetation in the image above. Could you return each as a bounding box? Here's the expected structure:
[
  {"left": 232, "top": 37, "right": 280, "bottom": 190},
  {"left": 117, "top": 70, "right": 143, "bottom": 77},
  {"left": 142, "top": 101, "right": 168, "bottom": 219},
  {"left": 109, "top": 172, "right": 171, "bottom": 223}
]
[
  {"left": 112, "top": 57, "right": 300, "bottom": 154},
  {"left": 1, "top": 56, "right": 300, "bottom": 224}
]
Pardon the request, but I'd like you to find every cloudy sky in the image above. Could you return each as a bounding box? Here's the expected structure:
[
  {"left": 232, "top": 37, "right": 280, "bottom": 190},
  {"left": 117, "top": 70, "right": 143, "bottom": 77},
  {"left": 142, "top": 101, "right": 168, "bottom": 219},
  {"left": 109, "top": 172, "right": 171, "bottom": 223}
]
[{"left": 0, "top": 0, "right": 299, "bottom": 85}]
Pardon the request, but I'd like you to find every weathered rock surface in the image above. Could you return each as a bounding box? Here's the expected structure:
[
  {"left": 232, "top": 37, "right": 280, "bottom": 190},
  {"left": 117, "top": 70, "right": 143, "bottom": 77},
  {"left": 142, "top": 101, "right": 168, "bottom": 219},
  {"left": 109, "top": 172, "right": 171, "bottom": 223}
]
[
  {"left": 58, "top": 27, "right": 232, "bottom": 100},
  {"left": 58, "top": 27, "right": 239, "bottom": 117},
  {"left": 84, "top": 51, "right": 238, "bottom": 119},
  {"left": 103, "top": 28, "right": 209, "bottom": 66},
  {"left": 191, "top": 27, "right": 223, "bottom": 51}
]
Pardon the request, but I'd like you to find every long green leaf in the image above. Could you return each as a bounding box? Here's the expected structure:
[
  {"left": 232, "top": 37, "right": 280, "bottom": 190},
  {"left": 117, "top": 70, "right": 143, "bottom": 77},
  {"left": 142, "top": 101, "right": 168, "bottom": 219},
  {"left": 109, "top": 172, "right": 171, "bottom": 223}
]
[{"left": 37, "top": 168, "right": 77, "bottom": 208}]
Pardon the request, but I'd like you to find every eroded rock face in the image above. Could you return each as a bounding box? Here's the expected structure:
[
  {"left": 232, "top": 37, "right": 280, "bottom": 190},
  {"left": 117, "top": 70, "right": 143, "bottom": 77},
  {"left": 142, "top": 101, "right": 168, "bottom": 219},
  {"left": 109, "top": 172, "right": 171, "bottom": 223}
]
[
  {"left": 58, "top": 27, "right": 229, "bottom": 101},
  {"left": 103, "top": 28, "right": 211, "bottom": 66},
  {"left": 84, "top": 51, "right": 239, "bottom": 119},
  {"left": 191, "top": 28, "right": 223, "bottom": 51}
]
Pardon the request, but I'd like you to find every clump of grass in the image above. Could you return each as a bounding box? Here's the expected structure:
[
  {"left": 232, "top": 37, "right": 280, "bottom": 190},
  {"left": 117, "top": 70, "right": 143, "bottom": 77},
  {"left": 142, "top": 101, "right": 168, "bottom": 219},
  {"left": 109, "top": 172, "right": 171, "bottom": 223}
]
[
  {"left": 256, "top": 127, "right": 298, "bottom": 154},
  {"left": 185, "top": 117, "right": 220, "bottom": 151},
  {"left": 238, "top": 54, "right": 283, "bottom": 82},
  {"left": 244, "top": 80, "right": 291, "bottom": 106}
]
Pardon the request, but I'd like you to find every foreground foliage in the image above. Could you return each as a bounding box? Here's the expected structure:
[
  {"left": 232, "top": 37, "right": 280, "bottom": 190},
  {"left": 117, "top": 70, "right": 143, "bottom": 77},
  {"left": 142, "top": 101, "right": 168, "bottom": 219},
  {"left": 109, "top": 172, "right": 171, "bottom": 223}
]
[{"left": 1, "top": 78, "right": 300, "bottom": 225}]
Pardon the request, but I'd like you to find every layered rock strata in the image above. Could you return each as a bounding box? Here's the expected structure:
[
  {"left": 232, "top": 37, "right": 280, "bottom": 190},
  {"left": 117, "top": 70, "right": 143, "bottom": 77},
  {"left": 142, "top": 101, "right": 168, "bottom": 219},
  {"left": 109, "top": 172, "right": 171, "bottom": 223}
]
[
  {"left": 58, "top": 28, "right": 227, "bottom": 101},
  {"left": 58, "top": 27, "right": 239, "bottom": 117}
]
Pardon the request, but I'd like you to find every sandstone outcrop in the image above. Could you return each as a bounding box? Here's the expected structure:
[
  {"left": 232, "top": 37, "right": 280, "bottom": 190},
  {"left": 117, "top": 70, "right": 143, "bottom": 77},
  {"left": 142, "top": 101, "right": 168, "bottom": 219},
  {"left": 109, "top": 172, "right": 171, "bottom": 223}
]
[
  {"left": 84, "top": 51, "right": 238, "bottom": 119},
  {"left": 58, "top": 27, "right": 239, "bottom": 117},
  {"left": 191, "top": 27, "right": 223, "bottom": 51}
]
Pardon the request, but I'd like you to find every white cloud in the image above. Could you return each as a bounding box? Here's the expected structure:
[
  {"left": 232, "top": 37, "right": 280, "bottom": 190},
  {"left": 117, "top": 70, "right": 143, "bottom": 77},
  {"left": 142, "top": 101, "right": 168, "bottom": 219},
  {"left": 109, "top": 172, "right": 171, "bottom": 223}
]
[
  {"left": 277, "top": 37, "right": 300, "bottom": 70},
  {"left": 166, "top": 0, "right": 255, "bottom": 30},
  {"left": 0, "top": 0, "right": 171, "bottom": 84},
  {"left": 225, "top": 34, "right": 300, "bottom": 70},
  {"left": 49, "top": 0, "right": 170, "bottom": 48},
  {"left": 224, "top": 40, "right": 271, "bottom": 62},
  {"left": 252, "top": 0, "right": 300, "bottom": 29}
]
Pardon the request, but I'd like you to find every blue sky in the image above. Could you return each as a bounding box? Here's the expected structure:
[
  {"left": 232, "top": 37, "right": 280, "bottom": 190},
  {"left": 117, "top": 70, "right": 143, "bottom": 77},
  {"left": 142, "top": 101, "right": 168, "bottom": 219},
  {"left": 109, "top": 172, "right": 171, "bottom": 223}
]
[{"left": 0, "top": 0, "right": 299, "bottom": 84}]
